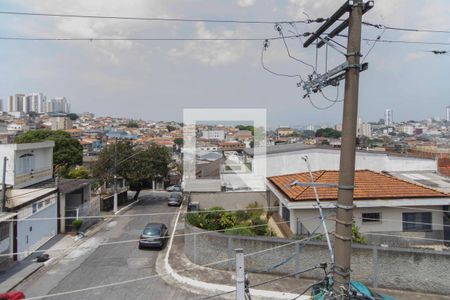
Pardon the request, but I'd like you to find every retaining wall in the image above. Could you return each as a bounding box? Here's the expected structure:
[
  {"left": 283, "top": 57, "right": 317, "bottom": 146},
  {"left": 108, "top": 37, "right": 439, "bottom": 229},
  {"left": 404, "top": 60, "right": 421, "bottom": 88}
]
[{"left": 184, "top": 222, "right": 450, "bottom": 295}]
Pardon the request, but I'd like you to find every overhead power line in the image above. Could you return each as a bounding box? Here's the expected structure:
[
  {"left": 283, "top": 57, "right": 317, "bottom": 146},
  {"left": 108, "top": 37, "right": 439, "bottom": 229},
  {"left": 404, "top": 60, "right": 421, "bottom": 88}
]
[
  {"left": 363, "top": 21, "right": 450, "bottom": 34},
  {"left": 0, "top": 35, "right": 300, "bottom": 42},
  {"left": 337, "top": 34, "right": 450, "bottom": 46},
  {"left": 0, "top": 10, "right": 327, "bottom": 25}
]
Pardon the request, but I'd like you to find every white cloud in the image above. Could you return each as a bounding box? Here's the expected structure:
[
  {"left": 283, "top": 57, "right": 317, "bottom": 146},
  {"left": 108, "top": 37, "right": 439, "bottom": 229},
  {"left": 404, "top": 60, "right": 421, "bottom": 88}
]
[
  {"left": 236, "top": 0, "right": 256, "bottom": 8},
  {"left": 11, "top": 0, "right": 174, "bottom": 60},
  {"left": 169, "top": 23, "right": 249, "bottom": 66}
]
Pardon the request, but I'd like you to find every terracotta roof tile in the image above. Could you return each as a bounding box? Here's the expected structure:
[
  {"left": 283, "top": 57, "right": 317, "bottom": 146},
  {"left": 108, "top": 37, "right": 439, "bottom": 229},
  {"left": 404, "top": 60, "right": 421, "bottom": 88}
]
[{"left": 268, "top": 170, "right": 449, "bottom": 202}]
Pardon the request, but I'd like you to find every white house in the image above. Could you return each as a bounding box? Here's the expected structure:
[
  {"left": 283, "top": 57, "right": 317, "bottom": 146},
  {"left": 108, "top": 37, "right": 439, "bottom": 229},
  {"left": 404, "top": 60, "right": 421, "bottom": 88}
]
[
  {"left": 201, "top": 130, "right": 225, "bottom": 140},
  {"left": 267, "top": 170, "right": 450, "bottom": 245},
  {"left": 6, "top": 188, "right": 57, "bottom": 261},
  {"left": 0, "top": 141, "right": 54, "bottom": 189},
  {"left": 0, "top": 141, "right": 57, "bottom": 261}
]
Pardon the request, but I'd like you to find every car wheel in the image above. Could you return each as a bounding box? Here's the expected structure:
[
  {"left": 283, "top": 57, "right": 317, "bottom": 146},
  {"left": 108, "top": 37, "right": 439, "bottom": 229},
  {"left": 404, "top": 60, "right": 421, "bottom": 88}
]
[{"left": 139, "top": 244, "right": 143, "bottom": 249}]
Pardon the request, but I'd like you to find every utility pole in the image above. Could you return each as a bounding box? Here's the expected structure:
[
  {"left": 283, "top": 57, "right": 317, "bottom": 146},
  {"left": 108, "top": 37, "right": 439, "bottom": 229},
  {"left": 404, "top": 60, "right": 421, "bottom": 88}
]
[
  {"left": 333, "top": 1, "right": 363, "bottom": 292},
  {"left": 113, "top": 138, "right": 118, "bottom": 213},
  {"left": 302, "top": 0, "right": 373, "bottom": 295},
  {"left": 235, "top": 248, "right": 245, "bottom": 300},
  {"left": 2, "top": 157, "right": 7, "bottom": 212}
]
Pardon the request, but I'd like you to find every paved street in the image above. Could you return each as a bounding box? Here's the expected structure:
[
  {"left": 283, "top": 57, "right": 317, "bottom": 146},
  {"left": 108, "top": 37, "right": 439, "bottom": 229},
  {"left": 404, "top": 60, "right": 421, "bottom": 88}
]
[{"left": 16, "top": 191, "right": 198, "bottom": 300}]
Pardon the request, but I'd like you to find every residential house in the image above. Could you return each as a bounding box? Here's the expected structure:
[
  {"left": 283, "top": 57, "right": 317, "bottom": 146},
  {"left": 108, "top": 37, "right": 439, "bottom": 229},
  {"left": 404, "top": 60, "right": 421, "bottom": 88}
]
[{"left": 267, "top": 170, "right": 450, "bottom": 245}]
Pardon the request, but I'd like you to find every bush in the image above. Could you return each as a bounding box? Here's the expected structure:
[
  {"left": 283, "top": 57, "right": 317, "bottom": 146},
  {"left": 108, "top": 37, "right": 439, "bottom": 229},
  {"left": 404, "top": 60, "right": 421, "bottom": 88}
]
[
  {"left": 186, "top": 205, "right": 271, "bottom": 236},
  {"left": 352, "top": 223, "right": 367, "bottom": 244},
  {"left": 224, "top": 225, "right": 256, "bottom": 237},
  {"left": 246, "top": 202, "right": 263, "bottom": 218},
  {"left": 67, "top": 166, "right": 90, "bottom": 179},
  {"left": 219, "top": 212, "right": 237, "bottom": 229},
  {"left": 250, "top": 216, "right": 268, "bottom": 236},
  {"left": 72, "top": 219, "right": 83, "bottom": 233}
]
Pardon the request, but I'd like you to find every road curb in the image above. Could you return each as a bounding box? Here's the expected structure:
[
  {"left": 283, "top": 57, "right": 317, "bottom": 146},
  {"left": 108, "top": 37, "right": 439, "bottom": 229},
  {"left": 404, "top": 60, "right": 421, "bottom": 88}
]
[
  {"left": 157, "top": 205, "right": 308, "bottom": 300},
  {"left": 1, "top": 263, "right": 44, "bottom": 292}
]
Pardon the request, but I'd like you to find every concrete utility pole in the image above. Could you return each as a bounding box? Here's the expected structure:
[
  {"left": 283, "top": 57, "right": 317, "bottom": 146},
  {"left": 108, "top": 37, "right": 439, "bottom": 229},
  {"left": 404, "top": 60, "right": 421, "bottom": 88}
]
[
  {"left": 113, "top": 138, "right": 118, "bottom": 213},
  {"left": 334, "top": 1, "right": 363, "bottom": 290},
  {"left": 302, "top": 0, "right": 373, "bottom": 295},
  {"left": 235, "top": 248, "right": 245, "bottom": 300},
  {"left": 2, "top": 157, "right": 7, "bottom": 212}
]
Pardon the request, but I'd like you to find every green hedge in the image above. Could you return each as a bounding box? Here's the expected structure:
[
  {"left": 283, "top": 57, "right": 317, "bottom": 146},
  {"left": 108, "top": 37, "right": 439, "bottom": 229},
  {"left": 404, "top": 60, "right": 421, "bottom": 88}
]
[{"left": 186, "top": 204, "right": 271, "bottom": 236}]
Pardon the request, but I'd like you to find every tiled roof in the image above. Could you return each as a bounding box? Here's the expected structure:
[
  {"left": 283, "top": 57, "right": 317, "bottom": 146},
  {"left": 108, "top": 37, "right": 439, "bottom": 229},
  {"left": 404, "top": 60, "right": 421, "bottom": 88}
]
[{"left": 268, "top": 170, "right": 449, "bottom": 201}]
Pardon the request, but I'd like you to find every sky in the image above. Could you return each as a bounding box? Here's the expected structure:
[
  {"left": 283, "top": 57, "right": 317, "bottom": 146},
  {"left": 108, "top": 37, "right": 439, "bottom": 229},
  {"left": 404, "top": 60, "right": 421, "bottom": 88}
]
[{"left": 0, "top": 0, "right": 449, "bottom": 127}]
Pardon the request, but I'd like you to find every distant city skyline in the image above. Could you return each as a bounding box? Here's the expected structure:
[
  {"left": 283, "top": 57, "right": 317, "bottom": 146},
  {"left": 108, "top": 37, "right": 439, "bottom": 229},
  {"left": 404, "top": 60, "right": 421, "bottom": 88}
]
[{"left": 1, "top": 0, "right": 449, "bottom": 126}]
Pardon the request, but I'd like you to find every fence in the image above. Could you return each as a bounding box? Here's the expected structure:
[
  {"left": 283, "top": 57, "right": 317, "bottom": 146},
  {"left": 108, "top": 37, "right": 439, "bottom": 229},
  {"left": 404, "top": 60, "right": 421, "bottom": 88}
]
[
  {"left": 184, "top": 222, "right": 450, "bottom": 295},
  {"left": 65, "top": 196, "right": 101, "bottom": 232}
]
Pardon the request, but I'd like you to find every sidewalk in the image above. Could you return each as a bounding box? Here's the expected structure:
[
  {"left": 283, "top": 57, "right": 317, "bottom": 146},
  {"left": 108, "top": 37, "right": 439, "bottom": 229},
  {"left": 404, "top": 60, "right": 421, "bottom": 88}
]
[
  {"left": 159, "top": 218, "right": 450, "bottom": 300},
  {"left": 0, "top": 234, "right": 76, "bottom": 292}
]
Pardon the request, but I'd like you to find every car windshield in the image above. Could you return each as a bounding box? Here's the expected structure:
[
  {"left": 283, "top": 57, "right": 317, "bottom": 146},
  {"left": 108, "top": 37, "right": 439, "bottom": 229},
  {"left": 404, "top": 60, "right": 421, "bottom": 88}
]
[
  {"left": 143, "top": 227, "right": 161, "bottom": 236},
  {"left": 170, "top": 193, "right": 180, "bottom": 198}
]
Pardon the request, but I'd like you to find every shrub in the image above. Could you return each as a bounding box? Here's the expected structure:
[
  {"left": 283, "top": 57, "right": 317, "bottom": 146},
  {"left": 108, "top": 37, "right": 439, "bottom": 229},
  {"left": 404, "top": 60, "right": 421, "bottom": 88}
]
[
  {"left": 224, "top": 225, "right": 256, "bottom": 237},
  {"left": 246, "top": 202, "right": 263, "bottom": 218},
  {"left": 219, "top": 212, "right": 237, "bottom": 229},
  {"left": 352, "top": 223, "right": 368, "bottom": 244},
  {"left": 250, "top": 217, "right": 268, "bottom": 236},
  {"left": 72, "top": 219, "right": 83, "bottom": 233}
]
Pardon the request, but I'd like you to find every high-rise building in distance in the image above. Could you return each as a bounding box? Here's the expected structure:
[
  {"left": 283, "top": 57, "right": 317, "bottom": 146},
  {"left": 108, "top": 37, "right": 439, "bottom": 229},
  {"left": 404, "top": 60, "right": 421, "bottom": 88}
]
[
  {"left": 446, "top": 106, "right": 450, "bottom": 122},
  {"left": 49, "top": 97, "right": 70, "bottom": 113},
  {"left": 8, "top": 94, "right": 25, "bottom": 112},
  {"left": 385, "top": 109, "right": 393, "bottom": 126},
  {"left": 26, "top": 93, "right": 46, "bottom": 113}
]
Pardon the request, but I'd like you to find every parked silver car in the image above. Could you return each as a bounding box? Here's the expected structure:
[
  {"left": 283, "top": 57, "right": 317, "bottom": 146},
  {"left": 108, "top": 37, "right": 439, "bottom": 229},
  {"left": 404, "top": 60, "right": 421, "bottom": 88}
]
[
  {"left": 138, "top": 223, "right": 169, "bottom": 249},
  {"left": 168, "top": 192, "right": 183, "bottom": 206}
]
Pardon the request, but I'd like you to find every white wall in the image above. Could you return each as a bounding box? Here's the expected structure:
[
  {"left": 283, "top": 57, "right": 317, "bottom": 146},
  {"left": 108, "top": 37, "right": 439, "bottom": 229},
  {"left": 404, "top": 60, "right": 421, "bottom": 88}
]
[
  {"left": 0, "top": 142, "right": 54, "bottom": 188},
  {"left": 289, "top": 205, "right": 444, "bottom": 235},
  {"left": 254, "top": 148, "right": 436, "bottom": 177}
]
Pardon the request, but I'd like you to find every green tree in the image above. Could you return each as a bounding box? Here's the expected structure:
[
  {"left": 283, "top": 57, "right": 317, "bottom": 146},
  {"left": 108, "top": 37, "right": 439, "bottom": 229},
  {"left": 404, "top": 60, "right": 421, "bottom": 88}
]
[
  {"left": 236, "top": 125, "right": 254, "bottom": 135},
  {"left": 92, "top": 141, "right": 172, "bottom": 200},
  {"left": 174, "top": 138, "right": 184, "bottom": 147},
  {"left": 127, "top": 121, "right": 139, "bottom": 128},
  {"left": 166, "top": 125, "right": 177, "bottom": 132},
  {"left": 67, "top": 166, "right": 90, "bottom": 179},
  {"left": 67, "top": 113, "right": 79, "bottom": 121},
  {"left": 315, "top": 128, "right": 342, "bottom": 139},
  {"left": 15, "top": 130, "right": 83, "bottom": 172}
]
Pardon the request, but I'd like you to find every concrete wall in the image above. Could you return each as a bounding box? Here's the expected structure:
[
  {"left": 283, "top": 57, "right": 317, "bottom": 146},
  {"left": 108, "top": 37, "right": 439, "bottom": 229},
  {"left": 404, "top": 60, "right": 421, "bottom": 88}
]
[
  {"left": 184, "top": 222, "right": 450, "bottom": 295},
  {"left": 253, "top": 149, "right": 436, "bottom": 177},
  {"left": 189, "top": 191, "right": 269, "bottom": 210}
]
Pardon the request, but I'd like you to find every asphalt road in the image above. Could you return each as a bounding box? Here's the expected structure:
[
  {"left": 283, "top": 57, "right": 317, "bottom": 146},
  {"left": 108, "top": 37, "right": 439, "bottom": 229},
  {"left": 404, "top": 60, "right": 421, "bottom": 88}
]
[{"left": 17, "top": 191, "right": 198, "bottom": 300}]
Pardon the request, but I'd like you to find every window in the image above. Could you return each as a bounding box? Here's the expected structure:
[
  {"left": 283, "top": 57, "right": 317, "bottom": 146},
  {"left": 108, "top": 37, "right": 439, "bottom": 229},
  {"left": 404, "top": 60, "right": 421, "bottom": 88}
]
[
  {"left": 18, "top": 153, "right": 35, "bottom": 174},
  {"left": 402, "top": 212, "right": 432, "bottom": 232},
  {"left": 281, "top": 204, "right": 290, "bottom": 223},
  {"left": 362, "top": 212, "right": 381, "bottom": 223}
]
